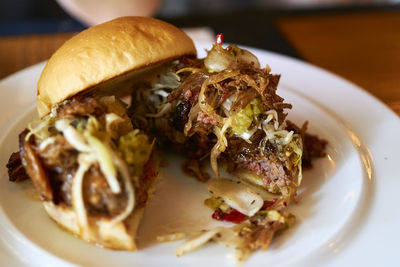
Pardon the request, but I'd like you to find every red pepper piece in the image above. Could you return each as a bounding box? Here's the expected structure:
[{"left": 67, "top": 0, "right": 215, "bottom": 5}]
[
  {"left": 223, "top": 209, "right": 247, "bottom": 224},
  {"left": 211, "top": 208, "right": 246, "bottom": 224},
  {"left": 212, "top": 209, "right": 223, "bottom": 220},
  {"left": 216, "top": 33, "right": 223, "bottom": 45},
  {"left": 262, "top": 199, "right": 277, "bottom": 210}
]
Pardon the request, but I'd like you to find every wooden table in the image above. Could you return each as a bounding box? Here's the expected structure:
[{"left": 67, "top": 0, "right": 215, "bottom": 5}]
[
  {"left": 276, "top": 11, "right": 400, "bottom": 116},
  {"left": 0, "top": 33, "right": 75, "bottom": 79},
  {"left": 0, "top": 11, "right": 399, "bottom": 116}
]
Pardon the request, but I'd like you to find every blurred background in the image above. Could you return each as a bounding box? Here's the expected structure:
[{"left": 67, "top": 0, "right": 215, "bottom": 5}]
[
  {"left": 0, "top": 0, "right": 399, "bottom": 114},
  {"left": 1, "top": 0, "right": 398, "bottom": 36}
]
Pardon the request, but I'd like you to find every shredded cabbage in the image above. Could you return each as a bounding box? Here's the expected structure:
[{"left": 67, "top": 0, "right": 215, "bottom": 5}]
[
  {"left": 204, "top": 197, "right": 226, "bottom": 211},
  {"left": 211, "top": 117, "right": 231, "bottom": 178},
  {"left": 109, "top": 149, "right": 135, "bottom": 225},
  {"left": 67, "top": 116, "right": 139, "bottom": 228},
  {"left": 85, "top": 134, "right": 120, "bottom": 193},
  {"left": 152, "top": 71, "right": 181, "bottom": 90},
  {"left": 157, "top": 233, "right": 187, "bottom": 243},
  {"left": 200, "top": 44, "right": 303, "bottom": 189},
  {"left": 174, "top": 208, "right": 294, "bottom": 261},
  {"left": 144, "top": 71, "right": 181, "bottom": 117},
  {"left": 146, "top": 103, "right": 172, "bottom": 118},
  {"left": 38, "top": 136, "right": 56, "bottom": 151},
  {"left": 198, "top": 70, "right": 239, "bottom": 126},
  {"left": 118, "top": 129, "right": 153, "bottom": 177},
  {"left": 206, "top": 178, "right": 263, "bottom": 217},
  {"left": 204, "top": 44, "right": 260, "bottom": 73},
  {"left": 184, "top": 102, "right": 200, "bottom": 135},
  {"left": 24, "top": 96, "right": 149, "bottom": 238},
  {"left": 210, "top": 101, "right": 303, "bottom": 188},
  {"left": 105, "top": 113, "right": 124, "bottom": 134},
  {"left": 176, "top": 228, "right": 223, "bottom": 257},
  {"left": 72, "top": 153, "right": 96, "bottom": 237},
  {"left": 55, "top": 120, "right": 91, "bottom": 152},
  {"left": 176, "top": 67, "right": 202, "bottom": 74},
  {"left": 26, "top": 115, "right": 54, "bottom": 142},
  {"left": 231, "top": 99, "right": 262, "bottom": 136}
]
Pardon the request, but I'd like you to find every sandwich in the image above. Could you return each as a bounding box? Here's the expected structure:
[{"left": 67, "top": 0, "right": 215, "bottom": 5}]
[
  {"left": 6, "top": 16, "right": 196, "bottom": 250},
  {"left": 6, "top": 16, "right": 326, "bottom": 258}
]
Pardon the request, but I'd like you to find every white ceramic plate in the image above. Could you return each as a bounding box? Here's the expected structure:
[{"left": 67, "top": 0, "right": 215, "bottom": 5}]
[{"left": 0, "top": 43, "right": 399, "bottom": 267}]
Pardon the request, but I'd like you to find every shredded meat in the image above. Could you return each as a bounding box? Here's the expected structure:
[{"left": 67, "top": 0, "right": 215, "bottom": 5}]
[
  {"left": 38, "top": 135, "right": 78, "bottom": 169},
  {"left": 304, "top": 133, "right": 327, "bottom": 159},
  {"left": 242, "top": 160, "right": 290, "bottom": 187},
  {"left": 172, "top": 132, "right": 215, "bottom": 159},
  {"left": 240, "top": 210, "right": 293, "bottom": 254},
  {"left": 240, "top": 221, "right": 282, "bottom": 252},
  {"left": 228, "top": 63, "right": 291, "bottom": 123},
  {"left": 25, "top": 134, "right": 79, "bottom": 206},
  {"left": 19, "top": 130, "right": 53, "bottom": 201},
  {"left": 57, "top": 97, "right": 105, "bottom": 118},
  {"left": 197, "top": 111, "right": 218, "bottom": 125},
  {"left": 171, "top": 100, "right": 191, "bottom": 132},
  {"left": 168, "top": 72, "right": 208, "bottom": 104},
  {"left": 222, "top": 131, "right": 293, "bottom": 191},
  {"left": 8, "top": 97, "right": 148, "bottom": 217},
  {"left": 230, "top": 88, "right": 259, "bottom": 113},
  {"left": 162, "top": 56, "right": 297, "bottom": 184},
  {"left": 175, "top": 56, "right": 204, "bottom": 71},
  {"left": 7, "top": 152, "right": 29, "bottom": 182},
  {"left": 83, "top": 165, "right": 128, "bottom": 216}
]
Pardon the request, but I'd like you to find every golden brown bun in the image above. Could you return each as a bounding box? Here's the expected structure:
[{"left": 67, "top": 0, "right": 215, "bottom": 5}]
[
  {"left": 37, "top": 16, "right": 196, "bottom": 118},
  {"left": 43, "top": 202, "right": 144, "bottom": 250}
]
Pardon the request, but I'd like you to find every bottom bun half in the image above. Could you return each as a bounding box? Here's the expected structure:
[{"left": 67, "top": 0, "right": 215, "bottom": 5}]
[{"left": 43, "top": 160, "right": 159, "bottom": 251}]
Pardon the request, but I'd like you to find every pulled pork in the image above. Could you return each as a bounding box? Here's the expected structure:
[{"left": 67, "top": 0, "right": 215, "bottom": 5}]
[
  {"left": 128, "top": 44, "right": 327, "bottom": 201},
  {"left": 132, "top": 47, "right": 303, "bottom": 192},
  {"left": 7, "top": 96, "right": 155, "bottom": 217}
]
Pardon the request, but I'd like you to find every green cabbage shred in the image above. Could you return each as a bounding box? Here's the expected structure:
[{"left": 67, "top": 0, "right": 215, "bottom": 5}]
[
  {"left": 230, "top": 99, "right": 262, "bottom": 136},
  {"left": 119, "top": 129, "right": 152, "bottom": 177}
]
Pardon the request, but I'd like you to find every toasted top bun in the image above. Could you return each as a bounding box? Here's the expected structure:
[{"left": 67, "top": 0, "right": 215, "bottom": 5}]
[{"left": 37, "top": 16, "right": 196, "bottom": 118}]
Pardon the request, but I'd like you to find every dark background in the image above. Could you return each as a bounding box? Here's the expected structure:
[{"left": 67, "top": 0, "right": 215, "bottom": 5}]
[{"left": 0, "top": 0, "right": 399, "bottom": 58}]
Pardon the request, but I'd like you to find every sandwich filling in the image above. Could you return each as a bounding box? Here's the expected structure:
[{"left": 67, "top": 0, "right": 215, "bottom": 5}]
[
  {"left": 130, "top": 42, "right": 303, "bottom": 202},
  {"left": 8, "top": 96, "right": 156, "bottom": 242},
  {"left": 6, "top": 38, "right": 326, "bottom": 257}
]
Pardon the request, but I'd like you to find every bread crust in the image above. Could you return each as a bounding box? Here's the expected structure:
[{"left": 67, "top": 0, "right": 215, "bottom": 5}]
[
  {"left": 37, "top": 16, "right": 196, "bottom": 118},
  {"left": 43, "top": 156, "right": 159, "bottom": 251},
  {"left": 43, "top": 202, "right": 143, "bottom": 250}
]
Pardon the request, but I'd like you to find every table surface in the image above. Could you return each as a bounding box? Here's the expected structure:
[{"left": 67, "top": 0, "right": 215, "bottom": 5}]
[
  {"left": 0, "top": 10, "right": 399, "bottom": 116},
  {"left": 276, "top": 11, "right": 400, "bottom": 116}
]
